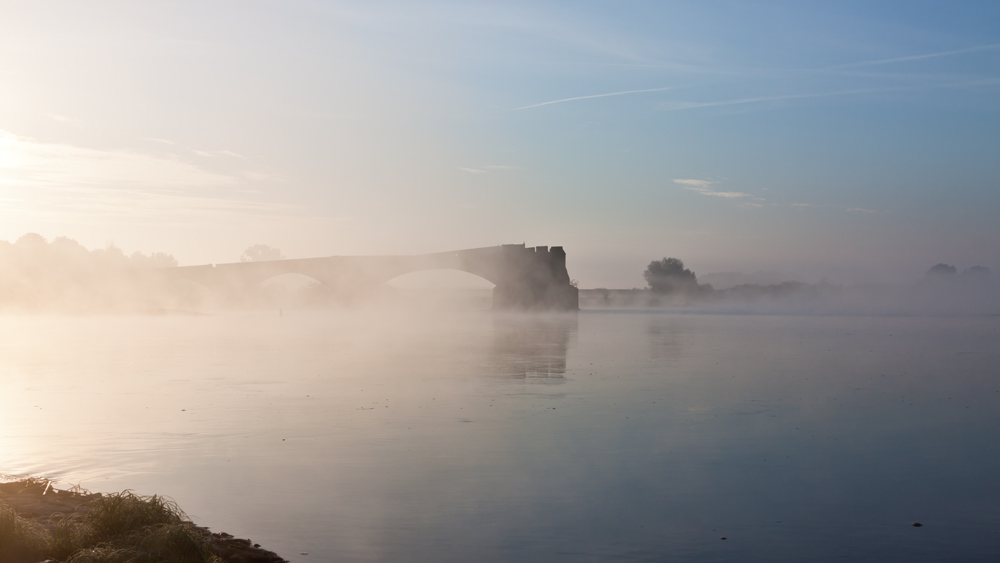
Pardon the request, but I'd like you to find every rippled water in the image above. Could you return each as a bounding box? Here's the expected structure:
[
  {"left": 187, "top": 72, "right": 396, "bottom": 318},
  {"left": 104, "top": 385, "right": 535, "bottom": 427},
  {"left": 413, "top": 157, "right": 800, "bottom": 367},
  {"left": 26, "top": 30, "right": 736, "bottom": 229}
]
[{"left": 1, "top": 310, "right": 998, "bottom": 561}]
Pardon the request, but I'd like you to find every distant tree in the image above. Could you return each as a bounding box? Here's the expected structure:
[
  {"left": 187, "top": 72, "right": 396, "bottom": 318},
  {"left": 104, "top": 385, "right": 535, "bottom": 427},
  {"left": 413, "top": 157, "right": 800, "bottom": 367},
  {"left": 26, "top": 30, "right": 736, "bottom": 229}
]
[
  {"left": 0, "top": 233, "right": 181, "bottom": 312},
  {"left": 926, "top": 263, "right": 957, "bottom": 277},
  {"left": 15, "top": 233, "right": 47, "bottom": 248},
  {"left": 960, "top": 266, "right": 992, "bottom": 288},
  {"left": 240, "top": 244, "right": 284, "bottom": 262},
  {"left": 130, "top": 251, "right": 179, "bottom": 269},
  {"left": 961, "top": 266, "right": 991, "bottom": 278},
  {"left": 644, "top": 257, "right": 699, "bottom": 294},
  {"left": 91, "top": 244, "right": 131, "bottom": 269}
]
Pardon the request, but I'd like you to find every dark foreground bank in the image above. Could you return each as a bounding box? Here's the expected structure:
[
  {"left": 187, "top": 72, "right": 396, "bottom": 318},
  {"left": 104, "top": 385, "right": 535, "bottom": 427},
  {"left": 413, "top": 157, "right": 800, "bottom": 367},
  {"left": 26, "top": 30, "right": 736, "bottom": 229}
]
[{"left": 0, "top": 479, "right": 287, "bottom": 563}]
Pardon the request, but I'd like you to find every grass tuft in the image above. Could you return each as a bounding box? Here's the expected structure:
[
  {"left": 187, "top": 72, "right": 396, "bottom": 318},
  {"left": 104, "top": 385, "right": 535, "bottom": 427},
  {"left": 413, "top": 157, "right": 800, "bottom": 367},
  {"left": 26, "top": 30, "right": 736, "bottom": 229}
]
[
  {"left": 77, "top": 491, "right": 186, "bottom": 544},
  {"left": 1, "top": 489, "right": 224, "bottom": 563},
  {"left": 65, "top": 523, "right": 219, "bottom": 563},
  {"left": 63, "top": 546, "right": 138, "bottom": 563},
  {"left": 0, "top": 500, "right": 50, "bottom": 563}
]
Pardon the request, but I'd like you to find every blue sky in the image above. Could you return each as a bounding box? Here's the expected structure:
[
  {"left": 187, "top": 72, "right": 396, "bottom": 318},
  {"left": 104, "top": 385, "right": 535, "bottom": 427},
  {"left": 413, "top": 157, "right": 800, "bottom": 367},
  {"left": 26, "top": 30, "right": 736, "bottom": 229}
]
[{"left": 1, "top": 1, "right": 997, "bottom": 286}]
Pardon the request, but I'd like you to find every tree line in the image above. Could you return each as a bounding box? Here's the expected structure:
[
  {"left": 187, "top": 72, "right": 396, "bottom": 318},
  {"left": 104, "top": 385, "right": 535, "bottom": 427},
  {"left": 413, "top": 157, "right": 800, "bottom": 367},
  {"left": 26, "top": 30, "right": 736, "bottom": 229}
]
[
  {"left": 0, "top": 233, "right": 179, "bottom": 312},
  {"left": 643, "top": 257, "right": 994, "bottom": 297}
]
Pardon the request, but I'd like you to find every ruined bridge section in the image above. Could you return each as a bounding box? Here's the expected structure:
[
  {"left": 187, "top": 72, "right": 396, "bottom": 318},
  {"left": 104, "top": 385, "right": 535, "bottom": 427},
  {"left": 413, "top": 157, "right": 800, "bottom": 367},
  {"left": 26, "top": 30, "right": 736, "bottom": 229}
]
[{"left": 165, "top": 244, "right": 578, "bottom": 310}]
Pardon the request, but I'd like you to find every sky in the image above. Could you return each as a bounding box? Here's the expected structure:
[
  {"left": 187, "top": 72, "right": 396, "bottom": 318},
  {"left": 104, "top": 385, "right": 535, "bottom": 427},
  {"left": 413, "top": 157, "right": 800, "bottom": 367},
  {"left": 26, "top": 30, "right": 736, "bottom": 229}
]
[{"left": 1, "top": 0, "right": 998, "bottom": 287}]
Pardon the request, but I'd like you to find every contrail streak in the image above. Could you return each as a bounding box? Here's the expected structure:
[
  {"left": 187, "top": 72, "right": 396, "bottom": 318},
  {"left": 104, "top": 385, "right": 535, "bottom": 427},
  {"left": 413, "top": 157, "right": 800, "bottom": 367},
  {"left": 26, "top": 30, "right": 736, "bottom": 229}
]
[
  {"left": 662, "top": 89, "right": 879, "bottom": 111},
  {"left": 662, "top": 78, "right": 1000, "bottom": 111},
  {"left": 514, "top": 86, "right": 676, "bottom": 110},
  {"left": 830, "top": 43, "right": 1000, "bottom": 69}
]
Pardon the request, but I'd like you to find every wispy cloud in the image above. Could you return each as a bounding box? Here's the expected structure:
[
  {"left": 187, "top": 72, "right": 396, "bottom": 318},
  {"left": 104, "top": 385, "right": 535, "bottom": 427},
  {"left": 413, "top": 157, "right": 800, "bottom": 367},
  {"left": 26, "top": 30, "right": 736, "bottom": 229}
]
[
  {"left": 195, "top": 149, "right": 248, "bottom": 159},
  {"left": 458, "top": 165, "right": 519, "bottom": 174},
  {"left": 241, "top": 171, "right": 284, "bottom": 183},
  {"left": 673, "top": 178, "right": 749, "bottom": 198},
  {"left": 0, "top": 130, "right": 235, "bottom": 190},
  {"left": 514, "top": 86, "right": 676, "bottom": 110},
  {"left": 49, "top": 114, "right": 81, "bottom": 124},
  {"left": 788, "top": 203, "right": 876, "bottom": 213},
  {"left": 672, "top": 179, "right": 713, "bottom": 188},
  {"left": 829, "top": 43, "right": 1000, "bottom": 70},
  {"left": 0, "top": 130, "right": 298, "bottom": 224}
]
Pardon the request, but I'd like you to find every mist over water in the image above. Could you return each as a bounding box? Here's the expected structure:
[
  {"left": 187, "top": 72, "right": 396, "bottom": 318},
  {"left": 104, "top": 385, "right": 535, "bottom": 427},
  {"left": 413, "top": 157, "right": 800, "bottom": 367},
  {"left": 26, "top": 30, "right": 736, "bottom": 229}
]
[
  {"left": 3, "top": 234, "right": 997, "bottom": 317},
  {"left": 2, "top": 234, "right": 999, "bottom": 561},
  {"left": 2, "top": 308, "right": 998, "bottom": 562},
  {"left": 0, "top": 234, "right": 496, "bottom": 313},
  {"left": 584, "top": 265, "right": 1000, "bottom": 317},
  {"left": 581, "top": 281, "right": 1000, "bottom": 316}
]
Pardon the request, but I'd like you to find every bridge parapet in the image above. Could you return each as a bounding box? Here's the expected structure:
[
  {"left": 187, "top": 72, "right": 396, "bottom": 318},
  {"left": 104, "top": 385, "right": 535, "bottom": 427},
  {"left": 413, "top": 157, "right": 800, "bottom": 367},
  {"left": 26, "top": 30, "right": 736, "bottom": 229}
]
[{"left": 159, "top": 244, "right": 578, "bottom": 310}]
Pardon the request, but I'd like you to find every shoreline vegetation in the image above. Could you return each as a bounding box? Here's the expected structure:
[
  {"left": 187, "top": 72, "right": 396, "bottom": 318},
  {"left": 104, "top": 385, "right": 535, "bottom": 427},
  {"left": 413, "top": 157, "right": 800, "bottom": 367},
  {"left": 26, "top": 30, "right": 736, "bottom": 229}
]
[
  {"left": 0, "top": 478, "right": 286, "bottom": 563},
  {"left": 576, "top": 257, "right": 999, "bottom": 316},
  {"left": 1, "top": 234, "right": 996, "bottom": 315}
]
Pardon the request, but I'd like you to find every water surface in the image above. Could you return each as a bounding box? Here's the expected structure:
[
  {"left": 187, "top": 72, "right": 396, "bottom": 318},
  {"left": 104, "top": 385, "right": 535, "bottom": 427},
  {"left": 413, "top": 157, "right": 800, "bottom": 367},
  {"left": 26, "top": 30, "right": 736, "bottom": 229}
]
[{"left": 1, "top": 310, "right": 998, "bottom": 561}]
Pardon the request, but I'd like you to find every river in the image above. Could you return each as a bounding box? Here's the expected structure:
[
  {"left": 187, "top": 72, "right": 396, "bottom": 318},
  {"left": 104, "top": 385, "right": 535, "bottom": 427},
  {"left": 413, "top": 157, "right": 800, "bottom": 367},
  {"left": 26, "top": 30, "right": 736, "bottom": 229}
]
[{"left": 1, "top": 309, "right": 998, "bottom": 561}]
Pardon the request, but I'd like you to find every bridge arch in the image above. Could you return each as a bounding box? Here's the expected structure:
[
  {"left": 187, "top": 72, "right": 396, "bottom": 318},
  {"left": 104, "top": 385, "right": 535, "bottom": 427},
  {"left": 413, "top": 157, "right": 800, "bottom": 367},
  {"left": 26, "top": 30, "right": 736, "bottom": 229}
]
[
  {"left": 257, "top": 272, "right": 324, "bottom": 289},
  {"left": 159, "top": 245, "right": 578, "bottom": 310},
  {"left": 384, "top": 268, "right": 496, "bottom": 289}
]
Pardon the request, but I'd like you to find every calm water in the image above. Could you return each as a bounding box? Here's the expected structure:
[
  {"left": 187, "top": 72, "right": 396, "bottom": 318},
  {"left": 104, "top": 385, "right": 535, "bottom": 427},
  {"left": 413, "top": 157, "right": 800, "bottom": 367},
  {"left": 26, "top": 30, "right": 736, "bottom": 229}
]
[{"left": 1, "top": 310, "right": 998, "bottom": 561}]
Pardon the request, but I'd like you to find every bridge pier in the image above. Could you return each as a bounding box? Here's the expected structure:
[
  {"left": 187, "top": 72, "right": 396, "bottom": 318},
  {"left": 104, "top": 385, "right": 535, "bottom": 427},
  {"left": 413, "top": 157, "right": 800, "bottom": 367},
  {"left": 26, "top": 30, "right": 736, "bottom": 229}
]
[{"left": 491, "top": 245, "right": 579, "bottom": 311}]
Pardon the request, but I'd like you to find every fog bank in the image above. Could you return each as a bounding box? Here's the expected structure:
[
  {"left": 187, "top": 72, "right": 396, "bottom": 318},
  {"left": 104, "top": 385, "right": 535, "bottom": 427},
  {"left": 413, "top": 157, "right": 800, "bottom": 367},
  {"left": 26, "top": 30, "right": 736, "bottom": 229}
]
[
  {"left": 4, "top": 233, "right": 997, "bottom": 316},
  {"left": 584, "top": 264, "right": 999, "bottom": 316}
]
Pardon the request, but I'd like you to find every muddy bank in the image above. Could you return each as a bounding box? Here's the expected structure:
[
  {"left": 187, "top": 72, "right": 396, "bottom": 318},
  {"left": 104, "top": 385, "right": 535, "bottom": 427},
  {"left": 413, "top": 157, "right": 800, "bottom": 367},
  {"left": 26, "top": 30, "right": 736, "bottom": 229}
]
[{"left": 0, "top": 478, "right": 287, "bottom": 563}]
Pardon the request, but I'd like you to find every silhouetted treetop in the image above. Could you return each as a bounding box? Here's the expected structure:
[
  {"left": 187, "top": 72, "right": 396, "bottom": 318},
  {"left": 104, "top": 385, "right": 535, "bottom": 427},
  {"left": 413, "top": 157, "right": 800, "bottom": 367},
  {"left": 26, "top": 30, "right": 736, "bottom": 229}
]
[
  {"left": 130, "top": 251, "right": 179, "bottom": 269},
  {"left": 0, "top": 233, "right": 180, "bottom": 312},
  {"left": 961, "top": 265, "right": 991, "bottom": 278},
  {"left": 644, "top": 257, "right": 700, "bottom": 294},
  {"left": 240, "top": 244, "right": 284, "bottom": 262},
  {"left": 926, "top": 263, "right": 957, "bottom": 277}
]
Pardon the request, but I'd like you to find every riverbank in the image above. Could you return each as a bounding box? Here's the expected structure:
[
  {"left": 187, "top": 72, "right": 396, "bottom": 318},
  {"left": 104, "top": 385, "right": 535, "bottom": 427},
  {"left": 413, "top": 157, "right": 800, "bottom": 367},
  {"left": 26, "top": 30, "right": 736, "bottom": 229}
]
[{"left": 0, "top": 478, "right": 286, "bottom": 563}]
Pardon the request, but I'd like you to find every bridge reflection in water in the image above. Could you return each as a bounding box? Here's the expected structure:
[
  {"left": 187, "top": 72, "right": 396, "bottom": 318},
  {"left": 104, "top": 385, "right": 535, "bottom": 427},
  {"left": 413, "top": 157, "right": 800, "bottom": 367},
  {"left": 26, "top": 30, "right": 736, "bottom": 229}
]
[
  {"left": 490, "top": 314, "right": 577, "bottom": 381},
  {"left": 162, "top": 244, "right": 579, "bottom": 310}
]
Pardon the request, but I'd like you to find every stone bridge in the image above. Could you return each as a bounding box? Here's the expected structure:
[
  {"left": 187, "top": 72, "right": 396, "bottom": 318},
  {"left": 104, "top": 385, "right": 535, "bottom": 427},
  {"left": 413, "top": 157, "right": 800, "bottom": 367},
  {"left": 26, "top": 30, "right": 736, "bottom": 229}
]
[{"left": 162, "top": 244, "right": 578, "bottom": 310}]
